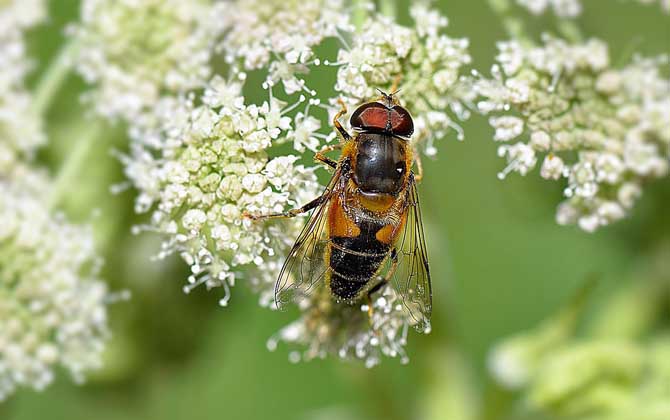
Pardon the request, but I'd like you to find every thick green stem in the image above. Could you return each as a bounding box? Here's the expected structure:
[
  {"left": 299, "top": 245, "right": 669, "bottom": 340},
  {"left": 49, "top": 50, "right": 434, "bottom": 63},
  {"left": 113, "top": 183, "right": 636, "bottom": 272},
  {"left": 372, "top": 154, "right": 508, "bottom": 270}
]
[
  {"left": 47, "top": 120, "right": 104, "bottom": 212},
  {"left": 487, "top": 0, "right": 533, "bottom": 46},
  {"left": 379, "top": 0, "right": 397, "bottom": 19},
  {"left": 32, "top": 40, "right": 79, "bottom": 116},
  {"left": 352, "top": 0, "right": 369, "bottom": 32},
  {"left": 556, "top": 18, "right": 585, "bottom": 43}
]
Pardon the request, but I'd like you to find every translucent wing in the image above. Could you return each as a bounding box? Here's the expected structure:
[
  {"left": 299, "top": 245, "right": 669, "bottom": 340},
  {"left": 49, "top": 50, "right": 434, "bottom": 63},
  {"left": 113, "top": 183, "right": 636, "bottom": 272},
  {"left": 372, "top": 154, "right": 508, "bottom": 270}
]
[
  {"left": 274, "top": 169, "right": 343, "bottom": 309},
  {"left": 388, "top": 176, "right": 432, "bottom": 332}
]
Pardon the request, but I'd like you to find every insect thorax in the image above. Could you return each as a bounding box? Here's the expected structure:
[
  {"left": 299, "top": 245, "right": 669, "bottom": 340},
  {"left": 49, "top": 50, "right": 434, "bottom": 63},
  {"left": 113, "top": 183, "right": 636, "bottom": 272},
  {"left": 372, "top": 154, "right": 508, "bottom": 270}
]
[{"left": 351, "top": 133, "right": 409, "bottom": 195}]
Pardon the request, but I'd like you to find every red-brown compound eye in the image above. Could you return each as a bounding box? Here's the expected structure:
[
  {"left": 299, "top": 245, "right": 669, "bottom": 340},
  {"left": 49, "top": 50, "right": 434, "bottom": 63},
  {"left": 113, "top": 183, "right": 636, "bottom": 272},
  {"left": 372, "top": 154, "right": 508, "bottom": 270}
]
[
  {"left": 350, "top": 102, "right": 390, "bottom": 133},
  {"left": 389, "top": 105, "right": 414, "bottom": 137}
]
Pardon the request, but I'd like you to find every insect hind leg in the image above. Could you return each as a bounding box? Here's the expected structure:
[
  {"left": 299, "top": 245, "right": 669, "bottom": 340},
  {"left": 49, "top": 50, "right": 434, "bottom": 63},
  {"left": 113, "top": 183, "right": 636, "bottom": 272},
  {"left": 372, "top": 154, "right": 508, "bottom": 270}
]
[{"left": 366, "top": 248, "right": 399, "bottom": 320}]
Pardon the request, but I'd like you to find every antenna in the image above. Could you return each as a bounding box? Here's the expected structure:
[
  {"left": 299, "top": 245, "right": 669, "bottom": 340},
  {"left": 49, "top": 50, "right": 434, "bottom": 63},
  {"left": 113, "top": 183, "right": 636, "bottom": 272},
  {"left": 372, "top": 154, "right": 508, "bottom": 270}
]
[{"left": 375, "top": 87, "right": 394, "bottom": 106}]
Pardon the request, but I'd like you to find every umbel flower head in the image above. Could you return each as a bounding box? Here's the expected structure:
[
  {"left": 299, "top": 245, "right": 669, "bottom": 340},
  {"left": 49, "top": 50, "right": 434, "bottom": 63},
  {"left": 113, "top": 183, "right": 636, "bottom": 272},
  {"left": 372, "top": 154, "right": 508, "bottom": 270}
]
[
  {"left": 98, "top": 1, "right": 468, "bottom": 365},
  {"left": 123, "top": 78, "right": 320, "bottom": 307},
  {"left": 0, "top": 175, "right": 110, "bottom": 401},
  {"left": 476, "top": 36, "right": 670, "bottom": 232},
  {"left": 333, "top": 2, "right": 473, "bottom": 155},
  {"left": 70, "top": 0, "right": 225, "bottom": 122}
]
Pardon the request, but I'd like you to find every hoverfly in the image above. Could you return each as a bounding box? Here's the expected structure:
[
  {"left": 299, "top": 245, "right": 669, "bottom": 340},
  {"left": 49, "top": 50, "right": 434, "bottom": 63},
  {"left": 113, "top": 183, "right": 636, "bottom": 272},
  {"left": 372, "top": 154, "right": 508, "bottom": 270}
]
[{"left": 246, "top": 90, "right": 431, "bottom": 331}]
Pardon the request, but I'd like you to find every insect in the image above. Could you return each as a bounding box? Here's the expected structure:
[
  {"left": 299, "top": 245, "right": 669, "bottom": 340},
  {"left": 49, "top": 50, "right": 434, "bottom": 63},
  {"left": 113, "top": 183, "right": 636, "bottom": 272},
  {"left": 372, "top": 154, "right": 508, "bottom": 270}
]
[{"left": 245, "top": 90, "right": 431, "bottom": 331}]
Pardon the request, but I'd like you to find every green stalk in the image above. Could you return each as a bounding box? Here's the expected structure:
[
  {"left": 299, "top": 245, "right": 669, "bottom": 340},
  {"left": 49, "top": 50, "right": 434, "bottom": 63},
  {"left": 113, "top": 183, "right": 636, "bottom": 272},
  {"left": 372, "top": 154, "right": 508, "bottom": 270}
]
[
  {"left": 47, "top": 120, "right": 104, "bottom": 212},
  {"left": 379, "top": 0, "right": 397, "bottom": 19},
  {"left": 487, "top": 0, "right": 533, "bottom": 46},
  {"left": 352, "top": 0, "right": 369, "bottom": 32},
  {"left": 556, "top": 18, "right": 585, "bottom": 43},
  {"left": 32, "top": 40, "right": 79, "bottom": 116}
]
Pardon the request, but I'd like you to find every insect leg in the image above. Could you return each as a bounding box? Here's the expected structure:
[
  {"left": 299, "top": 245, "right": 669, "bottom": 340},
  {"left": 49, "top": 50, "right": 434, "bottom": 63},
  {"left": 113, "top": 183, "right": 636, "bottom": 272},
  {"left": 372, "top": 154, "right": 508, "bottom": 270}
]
[
  {"left": 366, "top": 248, "right": 399, "bottom": 320},
  {"left": 390, "top": 75, "right": 402, "bottom": 95},
  {"left": 314, "top": 143, "right": 342, "bottom": 169},
  {"left": 242, "top": 194, "right": 327, "bottom": 221},
  {"left": 333, "top": 98, "right": 352, "bottom": 142},
  {"left": 413, "top": 152, "right": 424, "bottom": 183}
]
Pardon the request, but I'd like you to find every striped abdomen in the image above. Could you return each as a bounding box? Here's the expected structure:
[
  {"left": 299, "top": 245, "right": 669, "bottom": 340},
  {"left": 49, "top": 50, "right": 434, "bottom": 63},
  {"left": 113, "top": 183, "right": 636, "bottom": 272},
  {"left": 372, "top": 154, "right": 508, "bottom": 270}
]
[{"left": 328, "top": 216, "right": 390, "bottom": 301}]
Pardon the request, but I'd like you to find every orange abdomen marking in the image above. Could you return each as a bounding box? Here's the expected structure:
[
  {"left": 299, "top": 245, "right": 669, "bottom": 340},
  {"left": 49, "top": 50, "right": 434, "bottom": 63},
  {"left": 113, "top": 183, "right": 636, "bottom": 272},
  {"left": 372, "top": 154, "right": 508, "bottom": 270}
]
[
  {"left": 375, "top": 212, "right": 406, "bottom": 245},
  {"left": 327, "top": 195, "right": 360, "bottom": 238}
]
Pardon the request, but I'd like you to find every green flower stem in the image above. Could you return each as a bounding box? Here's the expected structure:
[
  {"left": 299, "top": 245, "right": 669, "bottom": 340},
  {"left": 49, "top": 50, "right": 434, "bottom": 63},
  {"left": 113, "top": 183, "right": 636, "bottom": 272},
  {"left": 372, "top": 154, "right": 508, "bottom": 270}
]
[
  {"left": 47, "top": 120, "right": 104, "bottom": 212},
  {"left": 379, "top": 0, "right": 397, "bottom": 19},
  {"left": 487, "top": 0, "right": 533, "bottom": 46},
  {"left": 556, "top": 18, "right": 585, "bottom": 43},
  {"left": 352, "top": 0, "right": 369, "bottom": 32},
  {"left": 32, "top": 39, "right": 79, "bottom": 116}
]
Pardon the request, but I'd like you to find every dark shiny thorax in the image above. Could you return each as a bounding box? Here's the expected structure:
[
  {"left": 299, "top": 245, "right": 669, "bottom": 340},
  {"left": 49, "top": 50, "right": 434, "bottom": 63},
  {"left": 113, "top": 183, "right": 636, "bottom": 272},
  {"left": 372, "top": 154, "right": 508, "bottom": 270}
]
[{"left": 352, "top": 133, "right": 409, "bottom": 195}]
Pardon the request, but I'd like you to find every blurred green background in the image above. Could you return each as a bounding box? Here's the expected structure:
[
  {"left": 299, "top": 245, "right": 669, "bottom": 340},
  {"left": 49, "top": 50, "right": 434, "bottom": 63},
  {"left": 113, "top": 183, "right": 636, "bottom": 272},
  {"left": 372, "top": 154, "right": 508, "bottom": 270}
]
[{"left": 4, "top": 1, "right": 669, "bottom": 419}]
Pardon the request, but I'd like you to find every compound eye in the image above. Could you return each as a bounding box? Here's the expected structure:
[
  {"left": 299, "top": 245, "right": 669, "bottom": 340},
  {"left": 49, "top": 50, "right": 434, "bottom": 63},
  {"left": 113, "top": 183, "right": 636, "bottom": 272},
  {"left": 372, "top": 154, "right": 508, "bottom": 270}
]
[
  {"left": 350, "top": 102, "right": 389, "bottom": 133},
  {"left": 390, "top": 106, "right": 414, "bottom": 137}
]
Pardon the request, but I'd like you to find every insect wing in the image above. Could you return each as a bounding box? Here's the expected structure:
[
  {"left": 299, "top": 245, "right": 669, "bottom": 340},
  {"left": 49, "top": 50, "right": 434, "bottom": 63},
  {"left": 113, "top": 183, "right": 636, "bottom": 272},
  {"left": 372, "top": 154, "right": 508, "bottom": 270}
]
[
  {"left": 274, "top": 170, "right": 342, "bottom": 308},
  {"left": 389, "top": 178, "right": 432, "bottom": 332}
]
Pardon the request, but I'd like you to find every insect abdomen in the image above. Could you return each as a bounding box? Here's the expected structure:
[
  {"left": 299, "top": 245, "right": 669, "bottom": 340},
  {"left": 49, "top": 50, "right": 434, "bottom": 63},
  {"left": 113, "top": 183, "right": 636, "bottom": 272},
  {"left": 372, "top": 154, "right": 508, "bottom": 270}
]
[{"left": 328, "top": 220, "right": 389, "bottom": 301}]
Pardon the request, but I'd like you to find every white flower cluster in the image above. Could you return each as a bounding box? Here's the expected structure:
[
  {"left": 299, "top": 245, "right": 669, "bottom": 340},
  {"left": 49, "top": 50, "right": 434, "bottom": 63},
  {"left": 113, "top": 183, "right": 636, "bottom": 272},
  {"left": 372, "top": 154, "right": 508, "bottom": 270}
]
[
  {"left": 0, "top": 178, "right": 110, "bottom": 401},
  {"left": 334, "top": 3, "right": 473, "bottom": 155},
  {"left": 223, "top": 0, "right": 352, "bottom": 95},
  {"left": 124, "top": 79, "right": 320, "bottom": 306},
  {"left": 0, "top": 0, "right": 112, "bottom": 400},
  {"left": 0, "top": 0, "right": 47, "bottom": 176},
  {"left": 268, "top": 287, "right": 413, "bottom": 367},
  {"left": 79, "top": 0, "right": 449, "bottom": 365},
  {"left": 516, "top": 0, "right": 669, "bottom": 16},
  {"left": 71, "top": 0, "right": 225, "bottom": 122},
  {"left": 476, "top": 36, "right": 670, "bottom": 232},
  {"left": 0, "top": 0, "right": 46, "bottom": 35}
]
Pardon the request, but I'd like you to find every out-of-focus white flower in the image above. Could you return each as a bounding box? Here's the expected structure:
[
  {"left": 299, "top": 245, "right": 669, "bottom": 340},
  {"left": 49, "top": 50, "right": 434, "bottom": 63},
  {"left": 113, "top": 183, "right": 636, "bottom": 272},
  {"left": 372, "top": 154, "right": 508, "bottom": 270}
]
[
  {"left": 476, "top": 36, "right": 670, "bottom": 231},
  {"left": 0, "top": 85, "right": 45, "bottom": 177},
  {"left": 268, "top": 286, "right": 414, "bottom": 367},
  {"left": 517, "top": 0, "right": 669, "bottom": 16},
  {"left": 0, "top": 0, "right": 47, "bottom": 33},
  {"left": 123, "top": 79, "right": 320, "bottom": 306},
  {"left": 333, "top": 2, "right": 473, "bottom": 155},
  {"left": 516, "top": 0, "right": 582, "bottom": 17},
  {"left": 70, "top": 0, "right": 225, "bottom": 122},
  {"left": 0, "top": 3, "right": 112, "bottom": 400},
  {"left": 0, "top": 0, "right": 47, "bottom": 175},
  {"left": 0, "top": 177, "right": 110, "bottom": 401}
]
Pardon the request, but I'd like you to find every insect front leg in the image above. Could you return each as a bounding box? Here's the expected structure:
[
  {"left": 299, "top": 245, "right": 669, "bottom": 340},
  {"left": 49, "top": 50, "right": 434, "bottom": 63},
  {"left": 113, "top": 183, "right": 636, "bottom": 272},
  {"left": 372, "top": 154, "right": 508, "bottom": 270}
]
[
  {"left": 242, "top": 194, "right": 327, "bottom": 221},
  {"left": 333, "top": 98, "right": 352, "bottom": 142},
  {"left": 314, "top": 143, "right": 342, "bottom": 169},
  {"left": 389, "top": 74, "right": 402, "bottom": 95}
]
